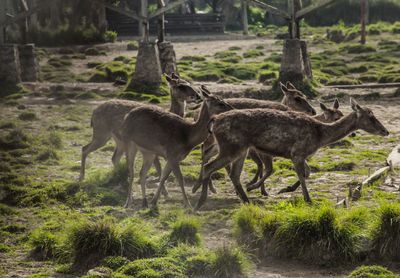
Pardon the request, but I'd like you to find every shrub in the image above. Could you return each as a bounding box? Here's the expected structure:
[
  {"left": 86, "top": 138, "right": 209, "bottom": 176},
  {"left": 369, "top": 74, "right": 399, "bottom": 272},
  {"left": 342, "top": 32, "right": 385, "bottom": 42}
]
[
  {"left": 103, "top": 31, "right": 117, "bottom": 43},
  {"left": 348, "top": 265, "right": 398, "bottom": 278},
  {"left": 168, "top": 217, "right": 201, "bottom": 246},
  {"left": 118, "top": 257, "right": 186, "bottom": 278},
  {"left": 372, "top": 203, "right": 400, "bottom": 260}
]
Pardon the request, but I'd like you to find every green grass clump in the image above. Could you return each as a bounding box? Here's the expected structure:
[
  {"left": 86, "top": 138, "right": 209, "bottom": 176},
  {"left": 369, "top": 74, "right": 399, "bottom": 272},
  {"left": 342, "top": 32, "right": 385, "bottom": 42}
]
[
  {"left": 18, "top": 111, "right": 37, "bottom": 121},
  {"left": 222, "top": 64, "right": 258, "bottom": 80},
  {"left": 243, "top": 49, "right": 264, "bottom": 58},
  {"left": 349, "top": 65, "right": 368, "bottom": 73},
  {"left": 36, "top": 149, "right": 59, "bottom": 162},
  {"left": 118, "top": 257, "right": 186, "bottom": 278},
  {"left": 29, "top": 229, "right": 61, "bottom": 260},
  {"left": 127, "top": 41, "right": 139, "bottom": 50},
  {"left": 342, "top": 44, "right": 376, "bottom": 54},
  {"left": 69, "top": 219, "right": 157, "bottom": 269},
  {"left": 209, "top": 246, "right": 251, "bottom": 278},
  {"left": 272, "top": 206, "right": 359, "bottom": 264},
  {"left": 372, "top": 203, "right": 400, "bottom": 260},
  {"left": 214, "top": 51, "right": 238, "bottom": 59},
  {"left": 258, "top": 70, "right": 277, "bottom": 83},
  {"left": 391, "top": 22, "right": 400, "bottom": 34},
  {"left": 101, "top": 256, "right": 129, "bottom": 270},
  {"left": 228, "top": 46, "right": 242, "bottom": 51},
  {"left": 0, "top": 129, "right": 30, "bottom": 150},
  {"left": 0, "top": 244, "right": 10, "bottom": 253},
  {"left": 327, "top": 77, "right": 361, "bottom": 86},
  {"left": 180, "top": 55, "right": 206, "bottom": 62},
  {"left": 168, "top": 217, "right": 201, "bottom": 246},
  {"left": 88, "top": 70, "right": 108, "bottom": 82},
  {"left": 348, "top": 265, "right": 398, "bottom": 278}
]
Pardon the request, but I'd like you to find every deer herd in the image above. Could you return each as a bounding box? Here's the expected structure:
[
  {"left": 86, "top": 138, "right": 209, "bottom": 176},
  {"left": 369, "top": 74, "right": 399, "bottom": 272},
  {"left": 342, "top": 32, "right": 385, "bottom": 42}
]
[{"left": 79, "top": 73, "right": 389, "bottom": 211}]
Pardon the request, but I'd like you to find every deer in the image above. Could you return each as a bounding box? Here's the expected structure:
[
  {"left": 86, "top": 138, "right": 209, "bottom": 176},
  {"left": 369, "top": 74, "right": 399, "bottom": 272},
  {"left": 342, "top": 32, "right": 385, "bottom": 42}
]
[
  {"left": 79, "top": 73, "right": 201, "bottom": 182},
  {"left": 245, "top": 99, "right": 345, "bottom": 196},
  {"left": 119, "top": 88, "right": 234, "bottom": 208},
  {"left": 193, "top": 82, "right": 317, "bottom": 194},
  {"left": 195, "top": 98, "right": 389, "bottom": 210}
]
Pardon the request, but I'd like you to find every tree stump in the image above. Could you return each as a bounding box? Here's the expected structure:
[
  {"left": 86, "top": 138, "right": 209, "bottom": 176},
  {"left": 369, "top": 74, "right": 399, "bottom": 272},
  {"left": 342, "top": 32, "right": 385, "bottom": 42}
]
[
  {"left": 18, "top": 44, "right": 38, "bottom": 82},
  {"left": 158, "top": 41, "right": 178, "bottom": 75},
  {"left": 279, "top": 39, "right": 310, "bottom": 85},
  {"left": 128, "top": 41, "right": 162, "bottom": 91},
  {"left": 0, "top": 44, "right": 21, "bottom": 84}
]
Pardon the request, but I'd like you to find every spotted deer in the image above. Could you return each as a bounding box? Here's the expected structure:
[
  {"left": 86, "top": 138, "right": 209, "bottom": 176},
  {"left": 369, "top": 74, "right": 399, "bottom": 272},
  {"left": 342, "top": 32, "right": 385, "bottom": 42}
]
[
  {"left": 195, "top": 98, "right": 389, "bottom": 210},
  {"left": 120, "top": 88, "right": 233, "bottom": 208},
  {"left": 193, "top": 83, "right": 317, "bottom": 194},
  {"left": 79, "top": 73, "right": 200, "bottom": 181}
]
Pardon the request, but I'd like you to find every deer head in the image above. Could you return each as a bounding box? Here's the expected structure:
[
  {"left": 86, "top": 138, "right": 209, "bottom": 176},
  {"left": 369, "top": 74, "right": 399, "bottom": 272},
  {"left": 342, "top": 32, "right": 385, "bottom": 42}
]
[
  {"left": 319, "top": 99, "right": 343, "bottom": 122},
  {"left": 280, "top": 82, "right": 316, "bottom": 116},
  {"left": 200, "top": 85, "right": 234, "bottom": 115},
  {"left": 165, "top": 73, "right": 202, "bottom": 104},
  {"left": 351, "top": 98, "right": 389, "bottom": 136}
]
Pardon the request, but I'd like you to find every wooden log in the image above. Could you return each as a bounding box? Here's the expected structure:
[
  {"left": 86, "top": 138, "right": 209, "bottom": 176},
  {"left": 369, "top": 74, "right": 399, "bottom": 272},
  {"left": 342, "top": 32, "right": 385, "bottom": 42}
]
[
  {"left": 362, "top": 166, "right": 390, "bottom": 187},
  {"left": 324, "top": 83, "right": 400, "bottom": 89}
]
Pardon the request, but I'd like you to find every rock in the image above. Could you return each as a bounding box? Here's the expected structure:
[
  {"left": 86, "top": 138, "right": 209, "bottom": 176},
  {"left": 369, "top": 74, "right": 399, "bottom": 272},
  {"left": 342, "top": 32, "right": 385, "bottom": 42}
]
[{"left": 86, "top": 267, "right": 112, "bottom": 278}]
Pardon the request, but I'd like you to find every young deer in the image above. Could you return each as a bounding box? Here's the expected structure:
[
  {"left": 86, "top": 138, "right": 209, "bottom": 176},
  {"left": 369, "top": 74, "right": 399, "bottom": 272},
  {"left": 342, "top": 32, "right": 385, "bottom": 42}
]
[
  {"left": 79, "top": 73, "right": 200, "bottom": 181},
  {"left": 193, "top": 83, "right": 317, "bottom": 194},
  {"left": 120, "top": 88, "right": 233, "bottom": 208},
  {"left": 195, "top": 98, "right": 389, "bottom": 210},
  {"left": 246, "top": 99, "right": 345, "bottom": 195}
]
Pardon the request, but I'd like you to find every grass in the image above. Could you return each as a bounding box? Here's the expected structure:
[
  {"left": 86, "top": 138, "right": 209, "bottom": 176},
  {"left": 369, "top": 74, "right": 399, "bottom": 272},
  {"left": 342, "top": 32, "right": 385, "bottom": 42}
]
[
  {"left": 18, "top": 111, "right": 37, "bottom": 121},
  {"left": 372, "top": 203, "right": 400, "bottom": 260},
  {"left": 118, "top": 257, "right": 186, "bottom": 278},
  {"left": 348, "top": 265, "right": 398, "bottom": 278},
  {"left": 168, "top": 216, "right": 201, "bottom": 246}
]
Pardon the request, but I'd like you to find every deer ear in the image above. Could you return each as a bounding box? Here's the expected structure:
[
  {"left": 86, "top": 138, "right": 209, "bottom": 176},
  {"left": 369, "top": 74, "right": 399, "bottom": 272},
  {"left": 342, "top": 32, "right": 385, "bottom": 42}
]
[
  {"left": 200, "top": 85, "right": 211, "bottom": 98},
  {"left": 171, "top": 72, "right": 179, "bottom": 79},
  {"left": 333, "top": 98, "right": 340, "bottom": 109},
  {"left": 350, "top": 98, "right": 362, "bottom": 112},
  {"left": 286, "top": 82, "right": 296, "bottom": 90},
  {"left": 280, "top": 82, "right": 289, "bottom": 95},
  {"left": 320, "top": 102, "right": 328, "bottom": 111}
]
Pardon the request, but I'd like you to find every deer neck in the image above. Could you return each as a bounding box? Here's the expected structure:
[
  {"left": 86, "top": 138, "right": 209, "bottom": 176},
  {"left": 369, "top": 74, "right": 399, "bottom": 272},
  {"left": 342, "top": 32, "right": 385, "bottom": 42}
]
[
  {"left": 170, "top": 97, "right": 185, "bottom": 117},
  {"left": 188, "top": 103, "right": 211, "bottom": 147},
  {"left": 319, "top": 112, "right": 358, "bottom": 147}
]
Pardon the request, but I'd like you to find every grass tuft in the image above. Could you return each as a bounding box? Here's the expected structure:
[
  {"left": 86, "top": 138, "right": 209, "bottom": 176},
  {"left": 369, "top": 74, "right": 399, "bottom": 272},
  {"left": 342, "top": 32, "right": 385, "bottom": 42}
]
[
  {"left": 372, "top": 203, "right": 400, "bottom": 260},
  {"left": 210, "top": 245, "right": 251, "bottom": 278},
  {"left": 348, "top": 265, "right": 398, "bottom": 278},
  {"left": 168, "top": 217, "right": 201, "bottom": 246},
  {"left": 18, "top": 111, "right": 37, "bottom": 121},
  {"left": 118, "top": 257, "right": 186, "bottom": 278}
]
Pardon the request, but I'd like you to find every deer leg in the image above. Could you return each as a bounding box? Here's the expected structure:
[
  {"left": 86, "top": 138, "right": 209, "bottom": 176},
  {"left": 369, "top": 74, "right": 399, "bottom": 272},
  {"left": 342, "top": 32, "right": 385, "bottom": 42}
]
[
  {"left": 292, "top": 159, "right": 312, "bottom": 204},
  {"left": 195, "top": 146, "right": 243, "bottom": 211},
  {"left": 247, "top": 150, "right": 263, "bottom": 186},
  {"left": 139, "top": 152, "right": 156, "bottom": 208},
  {"left": 278, "top": 162, "right": 310, "bottom": 194},
  {"left": 80, "top": 132, "right": 111, "bottom": 181},
  {"left": 229, "top": 154, "right": 250, "bottom": 203},
  {"left": 246, "top": 154, "right": 273, "bottom": 197},
  {"left": 194, "top": 142, "right": 219, "bottom": 193},
  {"left": 151, "top": 162, "right": 172, "bottom": 207},
  {"left": 153, "top": 157, "right": 162, "bottom": 181},
  {"left": 170, "top": 161, "right": 192, "bottom": 209},
  {"left": 124, "top": 142, "right": 138, "bottom": 208},
  {"left": 111, "top": 136, "right": 125, "bottom": 167}
]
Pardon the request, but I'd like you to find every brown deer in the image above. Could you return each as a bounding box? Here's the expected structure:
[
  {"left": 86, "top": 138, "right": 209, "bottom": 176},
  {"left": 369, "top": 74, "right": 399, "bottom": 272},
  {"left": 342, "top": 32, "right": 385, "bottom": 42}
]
[
  {"left": 120, "top": 88, "right": 234, "bottom": 208},
  {"left": 195, "top": 98, "right": 389, "bottom": 210},
  {"left": 79, "top": 73, "right": 201, "bottom": 181},
  {"left": 193, "top": 83, "right": 316, "bottom": 194},
  {"left": 246, "top": 99, "right": 345, "bottom": 195}
]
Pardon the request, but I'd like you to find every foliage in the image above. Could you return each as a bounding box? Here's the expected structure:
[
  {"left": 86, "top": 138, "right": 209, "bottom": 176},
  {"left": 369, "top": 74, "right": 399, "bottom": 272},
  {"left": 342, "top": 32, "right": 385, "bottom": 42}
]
[
  {"left": 168, "top": 217, "right": 201, "bottom": 246},
  {"left": 348, "top": 265, "right": 398, "bottom": 278},
  {"left": 103, "top": 31, "right": 118, "bottom": 43}
]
